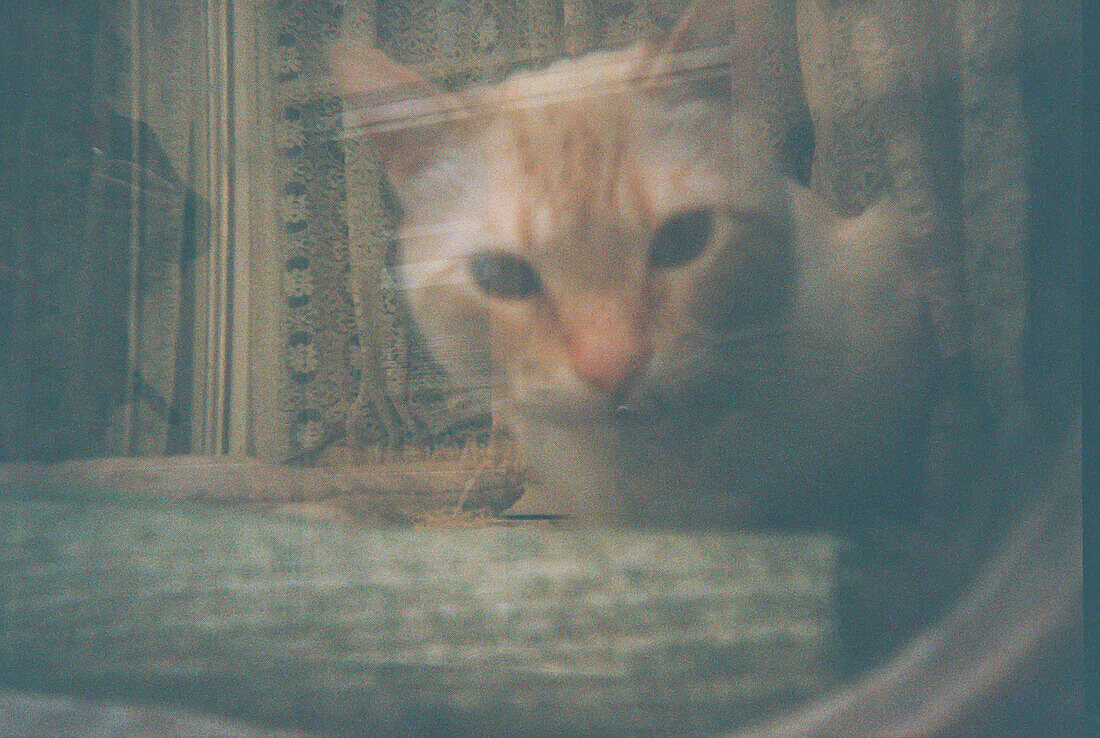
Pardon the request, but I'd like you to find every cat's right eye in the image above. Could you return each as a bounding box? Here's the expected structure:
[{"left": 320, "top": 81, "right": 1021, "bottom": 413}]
[
  {"left": 468, "top": 251, "right": 543, "bottom": 299},
  {"left": 649, "top": 207, "right": 714, "bottom": 269}
]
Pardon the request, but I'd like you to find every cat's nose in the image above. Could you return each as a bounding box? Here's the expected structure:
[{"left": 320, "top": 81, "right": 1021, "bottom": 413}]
[
  {"left": 569, "top": 330, "right": 648, "bottom": 401},
  {"left": 562, "top": 296, "right": 650, "bottom": 401}
]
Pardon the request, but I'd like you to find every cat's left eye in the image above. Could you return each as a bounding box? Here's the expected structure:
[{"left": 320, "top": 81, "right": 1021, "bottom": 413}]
[
  {"left": 649, "top": 207, "right": 714, "bottom": 269},
  {"left": 468, "top": 251, "right": 543, "bottom": 299}
]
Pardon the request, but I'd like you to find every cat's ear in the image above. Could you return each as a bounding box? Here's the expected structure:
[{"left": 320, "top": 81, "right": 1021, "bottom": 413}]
[
  {"left": 659, "top": 0, "right": 739, "bottom": 57},
  {"left": 644, "top": 0, "right": 765, "bottom": 101},
  {"left": 331, "top": 42, "right": 473, "bottom": 187}
]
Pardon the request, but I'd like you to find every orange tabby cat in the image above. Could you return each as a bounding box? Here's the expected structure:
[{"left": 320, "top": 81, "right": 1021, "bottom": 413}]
[{"left": 335, "top": 4, "right": 935, "bottom": 526}]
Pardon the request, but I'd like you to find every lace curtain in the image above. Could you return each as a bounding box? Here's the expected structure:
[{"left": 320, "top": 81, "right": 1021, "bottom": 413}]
[{"left": 1, "top": 1, "right": 1077, "bottom": 468}]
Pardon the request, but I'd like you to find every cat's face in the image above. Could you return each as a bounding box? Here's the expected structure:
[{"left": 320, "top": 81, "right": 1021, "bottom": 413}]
[{"left": 392, "top": 48, "right": 788, "bottom": 425}]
